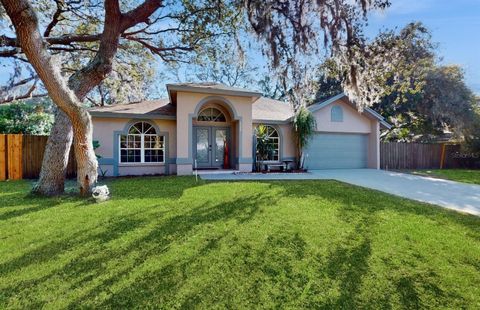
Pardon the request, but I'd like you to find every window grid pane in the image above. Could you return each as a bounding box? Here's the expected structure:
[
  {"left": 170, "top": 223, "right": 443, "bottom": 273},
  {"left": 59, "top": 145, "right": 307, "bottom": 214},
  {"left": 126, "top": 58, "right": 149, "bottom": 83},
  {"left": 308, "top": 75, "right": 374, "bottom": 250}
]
[
  {"left": 255, "top": 125, "right": 280, "bottom": 162},
  {"left": 120, "top": 131, "right": 164, "bottom": 163}
]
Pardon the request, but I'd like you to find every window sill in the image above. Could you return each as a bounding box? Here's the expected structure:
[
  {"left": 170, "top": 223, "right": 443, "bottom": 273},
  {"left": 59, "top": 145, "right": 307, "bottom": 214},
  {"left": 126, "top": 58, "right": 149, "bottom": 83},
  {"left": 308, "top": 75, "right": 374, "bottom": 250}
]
[{"left": 118, "top": 162, "right": 165, "bottom": 167}]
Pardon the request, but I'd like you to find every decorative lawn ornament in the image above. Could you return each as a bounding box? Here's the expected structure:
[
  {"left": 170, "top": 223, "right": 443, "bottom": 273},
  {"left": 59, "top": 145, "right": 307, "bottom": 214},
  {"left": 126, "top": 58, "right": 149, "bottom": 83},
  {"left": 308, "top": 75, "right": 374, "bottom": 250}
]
[{"left": 92, "top": 185, "right": 110, "bottom": 202}]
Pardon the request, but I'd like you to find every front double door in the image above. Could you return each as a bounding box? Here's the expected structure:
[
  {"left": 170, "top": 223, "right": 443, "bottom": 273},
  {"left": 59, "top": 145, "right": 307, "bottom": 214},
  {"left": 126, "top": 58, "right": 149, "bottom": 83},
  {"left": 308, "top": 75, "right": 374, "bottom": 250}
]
[{"left": 194, "top": 126, "right": 230, "bottom": 168}]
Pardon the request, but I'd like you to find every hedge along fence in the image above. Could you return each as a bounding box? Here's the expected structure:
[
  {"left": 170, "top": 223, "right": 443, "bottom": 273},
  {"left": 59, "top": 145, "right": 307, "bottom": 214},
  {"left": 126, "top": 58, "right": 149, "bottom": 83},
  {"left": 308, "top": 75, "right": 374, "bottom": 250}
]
[
  {"left": 380, "top": 142, "right": 477, "bottom": 170},
  {"left": 0, "top": 134, "right": 76, "bottom": 181}
]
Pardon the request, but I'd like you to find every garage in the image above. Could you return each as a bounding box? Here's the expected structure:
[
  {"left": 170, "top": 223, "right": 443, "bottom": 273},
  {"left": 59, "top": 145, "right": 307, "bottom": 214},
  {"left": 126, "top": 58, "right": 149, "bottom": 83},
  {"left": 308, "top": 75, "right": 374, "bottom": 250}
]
[{"left": 303, "top": 133, "right": 368, "bottom": 169}]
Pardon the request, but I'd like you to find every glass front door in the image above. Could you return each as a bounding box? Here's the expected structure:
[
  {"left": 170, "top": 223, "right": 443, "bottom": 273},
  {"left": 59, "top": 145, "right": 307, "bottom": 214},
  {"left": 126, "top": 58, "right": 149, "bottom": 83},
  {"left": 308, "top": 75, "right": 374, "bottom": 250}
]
[{"left": 194, "top": 127, "right": 229, "bottom": 168}]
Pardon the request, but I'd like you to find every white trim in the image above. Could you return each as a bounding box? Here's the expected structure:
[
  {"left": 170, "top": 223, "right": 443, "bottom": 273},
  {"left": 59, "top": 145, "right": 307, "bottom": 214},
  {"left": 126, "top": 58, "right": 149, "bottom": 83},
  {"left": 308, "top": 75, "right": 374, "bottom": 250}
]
[{"left": 118, "top": 121, "right": 166, "bottom": 164}]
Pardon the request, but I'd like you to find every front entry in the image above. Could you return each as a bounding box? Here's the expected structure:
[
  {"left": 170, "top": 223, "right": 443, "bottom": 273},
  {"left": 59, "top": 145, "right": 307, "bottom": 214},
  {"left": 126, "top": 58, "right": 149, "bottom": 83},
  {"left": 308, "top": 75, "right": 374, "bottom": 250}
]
[{"left": 194, "top": 126, "right": 230, "bottom": 168}]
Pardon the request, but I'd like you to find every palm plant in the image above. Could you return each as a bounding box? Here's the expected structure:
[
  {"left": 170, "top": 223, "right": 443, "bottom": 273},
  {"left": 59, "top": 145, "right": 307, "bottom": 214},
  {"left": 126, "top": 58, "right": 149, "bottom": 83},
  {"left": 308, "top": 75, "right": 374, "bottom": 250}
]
[
  {"left": 255, "top": 125, "right": 275, "bottom": 170},
  {"left": 294, "top": 106, "right": 316, "bottom": 169}
]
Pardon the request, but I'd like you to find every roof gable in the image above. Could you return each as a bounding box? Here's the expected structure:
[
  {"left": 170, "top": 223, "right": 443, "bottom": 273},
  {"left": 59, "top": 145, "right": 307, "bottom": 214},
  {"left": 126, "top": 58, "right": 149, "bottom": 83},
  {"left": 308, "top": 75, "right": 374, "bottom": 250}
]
[{"left": 308, "top": 93, "right": 392, "bottom": 129}]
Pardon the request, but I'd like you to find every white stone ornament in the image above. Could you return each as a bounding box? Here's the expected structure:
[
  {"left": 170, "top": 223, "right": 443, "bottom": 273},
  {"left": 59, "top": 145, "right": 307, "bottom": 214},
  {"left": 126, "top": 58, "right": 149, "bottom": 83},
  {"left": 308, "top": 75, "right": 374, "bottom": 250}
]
[{"left": 92, "top": 185, "right": 110, "bottom": 202}]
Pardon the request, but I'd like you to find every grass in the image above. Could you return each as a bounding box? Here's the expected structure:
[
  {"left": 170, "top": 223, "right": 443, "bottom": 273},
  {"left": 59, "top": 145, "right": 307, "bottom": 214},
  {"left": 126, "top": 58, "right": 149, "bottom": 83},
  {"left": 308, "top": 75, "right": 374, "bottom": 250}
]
[
  {"left": 0, "top": 177, "right": 479, "bottom": 309},
  {"left": 408, "top": 169, "right": 480, "bottom": 185}
]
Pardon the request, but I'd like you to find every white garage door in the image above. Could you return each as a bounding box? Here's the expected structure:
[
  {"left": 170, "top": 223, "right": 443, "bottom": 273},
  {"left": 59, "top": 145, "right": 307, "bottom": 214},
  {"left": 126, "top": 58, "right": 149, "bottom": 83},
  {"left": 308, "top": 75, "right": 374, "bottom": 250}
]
[{"left": 304, "top": 133, "right": 368, "bottom": 169}]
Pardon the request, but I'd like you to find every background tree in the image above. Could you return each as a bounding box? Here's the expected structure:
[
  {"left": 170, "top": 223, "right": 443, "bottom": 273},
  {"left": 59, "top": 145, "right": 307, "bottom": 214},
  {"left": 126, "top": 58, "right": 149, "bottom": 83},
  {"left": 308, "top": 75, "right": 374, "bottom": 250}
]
[
  {"left": 0, "top": 99, "right": 53, "bottom": 134},
  {"left": 314, "top": 22, "right": 478, "bottom": 144},
  {"left": 167, "top": 41, "right": 258, "bottom": 88}
]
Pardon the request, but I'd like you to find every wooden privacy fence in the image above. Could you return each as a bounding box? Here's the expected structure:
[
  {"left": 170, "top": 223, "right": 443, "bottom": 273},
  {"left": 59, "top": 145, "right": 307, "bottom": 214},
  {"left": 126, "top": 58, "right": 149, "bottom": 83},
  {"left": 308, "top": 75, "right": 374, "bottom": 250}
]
[
  {"left": 0, "top": 134, "right": 76, "bottom": 181},
  {"left": 380, "top": 142, "right": 468, "bottom": 170}
]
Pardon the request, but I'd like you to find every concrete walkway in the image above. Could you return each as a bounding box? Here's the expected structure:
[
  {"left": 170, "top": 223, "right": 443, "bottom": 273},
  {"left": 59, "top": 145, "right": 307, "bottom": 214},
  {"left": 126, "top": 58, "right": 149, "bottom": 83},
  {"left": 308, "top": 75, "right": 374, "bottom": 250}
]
[{"left": 201, "top": 169, "right": 480, "bottom": 216}]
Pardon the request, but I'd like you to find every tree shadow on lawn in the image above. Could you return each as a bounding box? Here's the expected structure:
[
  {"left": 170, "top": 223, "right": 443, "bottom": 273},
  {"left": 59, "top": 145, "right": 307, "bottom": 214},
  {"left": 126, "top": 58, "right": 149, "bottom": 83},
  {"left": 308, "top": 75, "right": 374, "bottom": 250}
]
[
  {"left": 1, "top": 178, "right": 478, "bottom": 308},
  {"left": 275, "top": 179, "right": 480, "bottom": 236},
  {"left": 0, "top": 187, "right": 272, "bottom": 308},
  {"left": 276, "top": 179, "right": 476, "bottom": 308}
]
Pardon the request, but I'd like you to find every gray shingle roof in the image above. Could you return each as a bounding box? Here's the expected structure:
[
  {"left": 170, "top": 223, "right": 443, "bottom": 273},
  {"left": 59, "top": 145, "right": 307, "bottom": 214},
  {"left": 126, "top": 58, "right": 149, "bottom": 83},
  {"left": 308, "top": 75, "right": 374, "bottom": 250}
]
[
  {"left": 88, "top": 98, "right": 175, "bottom": 118},
  {"left": 252, "top": 97, "right": 293, "bottom": 122},
  {"left": 89, "top": 96, "right": 293, "bottom": 122},
  {"left": 166, "top": 82, "right": 262, "bottom": 97}
]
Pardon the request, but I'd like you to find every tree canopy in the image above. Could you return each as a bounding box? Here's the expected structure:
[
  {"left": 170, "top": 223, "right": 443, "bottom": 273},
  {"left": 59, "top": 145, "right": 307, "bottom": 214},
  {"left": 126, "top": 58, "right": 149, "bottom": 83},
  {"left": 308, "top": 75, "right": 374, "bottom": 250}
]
[{"left": 314, "top": 23, "right": 479, "bottom": 144}]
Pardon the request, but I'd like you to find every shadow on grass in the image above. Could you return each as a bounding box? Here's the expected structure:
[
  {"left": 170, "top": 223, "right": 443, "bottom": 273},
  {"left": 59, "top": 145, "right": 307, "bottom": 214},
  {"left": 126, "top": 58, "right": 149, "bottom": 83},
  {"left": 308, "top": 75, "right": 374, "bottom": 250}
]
[
  {"left": 1, "top": 178, "right": 479, "bottom": 308},
  {"left": 0, "top": 187, "right": 273, "bottom": 308}
]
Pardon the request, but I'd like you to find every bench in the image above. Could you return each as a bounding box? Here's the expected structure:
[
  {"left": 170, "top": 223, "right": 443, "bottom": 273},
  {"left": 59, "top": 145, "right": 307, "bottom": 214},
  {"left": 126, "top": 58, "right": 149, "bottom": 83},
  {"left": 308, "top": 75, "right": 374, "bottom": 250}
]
[{"left": 260, "top": 162, "right": 286, "bottom": 172}]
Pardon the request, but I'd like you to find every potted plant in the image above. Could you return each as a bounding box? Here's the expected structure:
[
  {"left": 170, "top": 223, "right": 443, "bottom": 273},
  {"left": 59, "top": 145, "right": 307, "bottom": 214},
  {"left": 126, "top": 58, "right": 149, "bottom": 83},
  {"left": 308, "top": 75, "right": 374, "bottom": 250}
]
[{"left": 255, "top": 125, "right": 275, "bottom": 172}]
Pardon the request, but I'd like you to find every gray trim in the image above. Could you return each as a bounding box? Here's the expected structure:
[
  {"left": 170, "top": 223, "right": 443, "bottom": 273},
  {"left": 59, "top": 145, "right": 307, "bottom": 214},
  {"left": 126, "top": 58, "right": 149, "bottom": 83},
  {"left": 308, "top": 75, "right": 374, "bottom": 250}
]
[
  {"left": 90, "top": 111, "right": 176, "bottom": 120},
  {"left": 166, "top": 84, "right": 262, "bottom": 98},
  {"left": 252, "top": 119, "right": 291, "bottom": 124},
  {"left": 176, "top": 158, "right": 191, "bottom": 165},
  {"left": 98, "top": 158, "right": 114, "bottom": 165},
  {"left": 307, "top": 93, "right": 346, "bottom": 114},
  {"left": 238, "top": 157, "right": 253, "bottom": 164},
  {"left": 112, "top": 119, "right": 170, "bottom": 176},
  {"left": 365, "top": 107, "right": 392, "bottom": 129}
]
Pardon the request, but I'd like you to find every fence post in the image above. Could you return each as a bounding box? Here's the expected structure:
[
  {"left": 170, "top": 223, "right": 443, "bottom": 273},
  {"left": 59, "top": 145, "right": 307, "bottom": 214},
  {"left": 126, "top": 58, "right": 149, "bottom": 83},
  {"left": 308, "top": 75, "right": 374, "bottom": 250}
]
[
  {"left": 439, "top": 143, "right": 446, "bottom": 169},
  {"left": 0, "top": 134, "right": 6, "bottom": 180},
  {"left": 7, "top": 134, "right": 23, "bottom": 180}
]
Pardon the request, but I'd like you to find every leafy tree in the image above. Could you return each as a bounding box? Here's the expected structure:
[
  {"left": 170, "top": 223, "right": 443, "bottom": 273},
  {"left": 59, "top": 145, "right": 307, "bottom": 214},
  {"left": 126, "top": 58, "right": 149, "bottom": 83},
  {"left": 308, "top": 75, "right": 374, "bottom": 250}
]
[
  {"left": 167, "top": 41, "right": 259, "bottom": 88},
  {"left": 0, "top": 100, "right": 53, "bottom": 134},
  {"left": 0, "top": 0, "right": 239, "bottom": 196},
  {"left": 315, "top": 22, "right": 478, "bottom": 143},
  {"left": 258, "top": 76, "right": 287, "bottom": 101}
]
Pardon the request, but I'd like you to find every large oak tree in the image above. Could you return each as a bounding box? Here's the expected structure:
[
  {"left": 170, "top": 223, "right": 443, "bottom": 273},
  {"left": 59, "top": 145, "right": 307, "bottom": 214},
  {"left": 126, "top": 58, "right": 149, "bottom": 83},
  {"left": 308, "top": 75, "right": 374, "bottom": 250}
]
[{"left": 0, "top": 0, "right": 237, "bottom": 195}]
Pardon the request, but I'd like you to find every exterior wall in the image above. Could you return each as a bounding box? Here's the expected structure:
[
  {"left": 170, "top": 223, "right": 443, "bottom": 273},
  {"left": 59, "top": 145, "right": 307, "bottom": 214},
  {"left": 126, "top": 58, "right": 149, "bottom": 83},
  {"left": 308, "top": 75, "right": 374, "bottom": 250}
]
[
  {"left": 92, "top": 117, "right": 177, "bottom": 176},
  {"left": 176, "top": 92, "right": 254, "bottom": 174},
  {"left": 368, "top": 121, "right": 380, "bottom": 169},
  {"left": 313, "top": 99, "right": 371, "bottom": 134},
  {"left": 312, "top": 98, "right": 381, "bottom": 170}
]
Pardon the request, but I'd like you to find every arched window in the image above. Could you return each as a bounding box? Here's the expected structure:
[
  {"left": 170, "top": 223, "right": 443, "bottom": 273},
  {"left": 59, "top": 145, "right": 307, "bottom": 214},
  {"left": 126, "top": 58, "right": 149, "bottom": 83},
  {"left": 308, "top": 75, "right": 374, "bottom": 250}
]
[
  {"left": 197, "top": 107, "right": 226, "bottom": 122},
  {"left": 255, "top": 125, "right": 280, "bottom": 161},
  {"left": 119, "top": 121, "right": 165, "bottom": 163},
  {"left": 331, "top": 105, "right": 343, "bottom": 122}
]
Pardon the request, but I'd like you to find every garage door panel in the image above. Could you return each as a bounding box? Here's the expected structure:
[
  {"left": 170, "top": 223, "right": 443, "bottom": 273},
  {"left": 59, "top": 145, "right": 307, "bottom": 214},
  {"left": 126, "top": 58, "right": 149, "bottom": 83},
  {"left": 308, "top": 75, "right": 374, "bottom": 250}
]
[{"left": 304, "top": 133, "right": 367, "bottom": 169}]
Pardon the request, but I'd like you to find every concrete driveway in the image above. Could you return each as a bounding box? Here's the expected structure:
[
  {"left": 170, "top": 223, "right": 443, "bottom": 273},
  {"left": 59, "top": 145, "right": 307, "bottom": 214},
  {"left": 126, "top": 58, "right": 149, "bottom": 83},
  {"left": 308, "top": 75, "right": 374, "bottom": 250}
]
[{"left": 201, "top": 169, "right": 480, "bottom": 216}]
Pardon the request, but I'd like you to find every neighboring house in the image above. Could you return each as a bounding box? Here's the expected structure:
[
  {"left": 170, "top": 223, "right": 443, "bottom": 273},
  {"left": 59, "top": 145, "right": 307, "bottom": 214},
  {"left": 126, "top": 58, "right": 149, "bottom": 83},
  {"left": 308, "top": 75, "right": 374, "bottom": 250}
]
[{"left": 89, "top": 83, "right": 391, "bottom": 176}]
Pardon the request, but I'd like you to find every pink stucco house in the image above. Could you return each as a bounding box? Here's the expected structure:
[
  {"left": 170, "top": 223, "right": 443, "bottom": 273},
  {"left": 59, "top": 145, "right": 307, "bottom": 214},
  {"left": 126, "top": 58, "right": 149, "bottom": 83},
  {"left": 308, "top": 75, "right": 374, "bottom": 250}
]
[{"left": 89, "top": 83, "right": 391, "bottom": 176}]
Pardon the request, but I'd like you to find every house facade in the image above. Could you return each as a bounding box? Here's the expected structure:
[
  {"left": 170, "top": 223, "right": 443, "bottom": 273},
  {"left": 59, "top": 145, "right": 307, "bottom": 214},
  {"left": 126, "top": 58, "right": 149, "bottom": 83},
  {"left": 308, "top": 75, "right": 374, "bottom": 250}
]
[{"left": 89, "top": 83, "right": 390, "bottom": 176}]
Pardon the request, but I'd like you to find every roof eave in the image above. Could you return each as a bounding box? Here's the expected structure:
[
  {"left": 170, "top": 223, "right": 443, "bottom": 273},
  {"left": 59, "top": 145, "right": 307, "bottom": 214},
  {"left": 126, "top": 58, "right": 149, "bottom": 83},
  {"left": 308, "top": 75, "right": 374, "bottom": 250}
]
[
  {"left": 252, "top": 119, "right": 291, "bottom": 124},
  {"left": 89, "top": 111, "right": 176, "bottom": 120},
  {"left": 166, "top": 84, "right": 262, "bottom": 98}
]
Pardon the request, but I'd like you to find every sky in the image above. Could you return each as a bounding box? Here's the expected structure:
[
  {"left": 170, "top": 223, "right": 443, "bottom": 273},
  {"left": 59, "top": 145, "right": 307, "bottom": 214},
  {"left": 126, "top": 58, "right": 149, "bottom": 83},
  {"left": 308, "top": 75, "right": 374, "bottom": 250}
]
[
  {"left": 0, "top": 0, "right": 479, "bottom": 96},
  {"left": 365, "top": 0, "right": 480, "bottom": 94}
]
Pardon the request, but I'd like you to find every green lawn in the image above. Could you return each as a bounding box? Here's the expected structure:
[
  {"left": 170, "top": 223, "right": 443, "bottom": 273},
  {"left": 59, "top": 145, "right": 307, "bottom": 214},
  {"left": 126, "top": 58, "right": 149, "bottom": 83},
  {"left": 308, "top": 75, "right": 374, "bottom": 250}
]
[
  {"left": 0, "top": 177, "right": 479, "bottom": 309},
  {"left": 409, "top": 169, "right": 480, "bottom": 185}
]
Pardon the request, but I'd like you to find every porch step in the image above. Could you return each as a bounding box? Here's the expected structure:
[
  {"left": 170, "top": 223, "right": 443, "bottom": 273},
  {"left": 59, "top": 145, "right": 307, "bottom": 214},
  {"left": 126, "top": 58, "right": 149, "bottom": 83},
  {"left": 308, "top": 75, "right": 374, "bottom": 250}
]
[{"left": 195, "top": 169, "right": 239, "bottom": 175}]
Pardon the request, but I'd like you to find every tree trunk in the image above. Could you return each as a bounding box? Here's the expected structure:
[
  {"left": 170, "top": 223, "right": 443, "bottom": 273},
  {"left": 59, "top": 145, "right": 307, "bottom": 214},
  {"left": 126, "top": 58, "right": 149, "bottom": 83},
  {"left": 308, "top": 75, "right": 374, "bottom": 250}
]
[
  {"left": 3, "top": 0, "right": 163, "bottom": 196},
  {"left": 33, "top": 110, "right": 73, "bottom": 196},
  {"left": 2, "top": 0, "right": 98, "bottom": 196}
]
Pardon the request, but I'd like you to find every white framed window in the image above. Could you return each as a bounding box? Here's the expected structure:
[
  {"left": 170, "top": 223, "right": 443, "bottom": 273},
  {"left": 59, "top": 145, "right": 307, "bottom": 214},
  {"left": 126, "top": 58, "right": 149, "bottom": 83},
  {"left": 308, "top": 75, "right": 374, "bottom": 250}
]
[
  {"left": 256, "top": 125, "right": 280, "bottom": 161},
  {"left": 119, "top": 121, "right": 165, "bottom": 163},
  {"left": 197, "top": 107, "right": 226, "bottom": 122},
  {"left": 331, "top": 105, "right": 344, "bottom": 122}
]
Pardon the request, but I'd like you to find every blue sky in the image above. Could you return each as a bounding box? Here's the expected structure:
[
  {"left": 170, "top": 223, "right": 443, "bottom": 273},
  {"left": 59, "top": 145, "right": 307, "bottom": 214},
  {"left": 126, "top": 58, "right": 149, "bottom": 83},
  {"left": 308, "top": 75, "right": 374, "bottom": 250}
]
[
  {"left": 365, "top": 0, "right": 480, "bottom": 94},
  {"left": 1, "top": 0, "right": 479, "bottom": 95}
]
